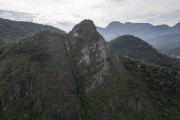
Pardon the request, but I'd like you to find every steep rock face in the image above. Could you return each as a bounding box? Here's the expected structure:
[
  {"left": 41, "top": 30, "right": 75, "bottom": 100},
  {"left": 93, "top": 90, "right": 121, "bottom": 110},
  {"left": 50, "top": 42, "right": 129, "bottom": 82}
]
[{"left": 68, "top": 20, "right": 111, "bottom": 90}]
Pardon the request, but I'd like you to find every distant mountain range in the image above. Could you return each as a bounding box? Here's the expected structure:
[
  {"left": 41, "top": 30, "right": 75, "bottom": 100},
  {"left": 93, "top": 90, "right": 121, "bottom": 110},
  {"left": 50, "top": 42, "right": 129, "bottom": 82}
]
[
  {"left": 150, "top": 33, "right": 180, "bottom": 59},
  {"left": 1, "top": 9, "right": 179, "bottom": 60},
  {"left": 97, "top": 21, "right": 180, "bottom": 41},
  {"left": 97, "top": 21, "right": 180, "bottom": 60}
]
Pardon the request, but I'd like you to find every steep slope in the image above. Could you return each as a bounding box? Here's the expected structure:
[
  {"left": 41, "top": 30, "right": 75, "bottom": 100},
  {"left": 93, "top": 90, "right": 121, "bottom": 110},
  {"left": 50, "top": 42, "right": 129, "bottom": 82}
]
[
  {"left": 109, "top": 35, "right": 180, "bottom": 70},
  {"left": 68, "top": 20, "right": 154, "bottom": 119},
  {"left": 0, "top": 19, "right": 180, "bottom": 120},
  {"left": 0, "top": 31, "right": 83, "bottom": 120},
  {"left": 68, "top": 19, "right": 111, "bottom": 90},
  {"left": 119, "top": 55, "right": 180, "bottom": 120}
]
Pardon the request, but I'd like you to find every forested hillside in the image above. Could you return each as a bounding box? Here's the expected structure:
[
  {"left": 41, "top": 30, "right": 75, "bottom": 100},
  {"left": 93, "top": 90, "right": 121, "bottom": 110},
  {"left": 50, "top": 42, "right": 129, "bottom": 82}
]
[
  {"left": 0, "top": 19, "right": 180, "bottom": 120},
  {"left": 109, "top": 35, "right": 180, "bottom": 70}
]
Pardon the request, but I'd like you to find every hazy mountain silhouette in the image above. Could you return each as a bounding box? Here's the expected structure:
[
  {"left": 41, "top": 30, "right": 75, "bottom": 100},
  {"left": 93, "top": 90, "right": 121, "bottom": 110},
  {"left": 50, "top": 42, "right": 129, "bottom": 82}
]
[
  {"left": 97, "top": 21, "right": 180, "bottom": 60},
  {"left": 150, "top": 33, "right": 180, "bottom": 60},
  {"left": 97, "top": 21, "right": 180, "bottom": 41}
]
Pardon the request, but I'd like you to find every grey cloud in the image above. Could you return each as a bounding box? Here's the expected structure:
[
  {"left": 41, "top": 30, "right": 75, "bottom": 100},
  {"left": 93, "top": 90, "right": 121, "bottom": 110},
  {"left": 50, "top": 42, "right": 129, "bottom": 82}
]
[
  {"left": 0, "top": 9, "right": 74, "bottom": 31},
  {"left": 159, "top": 10, "right": 180, "bottom": 19},
  {"left": 0, "top": 9, "right": 36, "bottom": 22},
  {"left": 0, "top": 0, "right": 180, "bottom": 29},
  {"left": 109, "top": 0, "right": 124, "bottom": 3}
]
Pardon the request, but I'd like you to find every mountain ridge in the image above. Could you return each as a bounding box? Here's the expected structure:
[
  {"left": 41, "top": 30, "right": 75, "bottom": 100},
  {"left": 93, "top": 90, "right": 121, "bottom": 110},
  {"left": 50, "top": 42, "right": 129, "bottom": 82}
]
[
  {"left": 97, "top": 21, "right": 180, "bottom": 41},
  {"left": 0, "top": 19, "right": 180, "bottom": 120},
  {"left": 0, "top": 18, "right": 65, "bottom": 40},
  {"left": 97, "top": 20, "right": 180, "bottom": 60}
]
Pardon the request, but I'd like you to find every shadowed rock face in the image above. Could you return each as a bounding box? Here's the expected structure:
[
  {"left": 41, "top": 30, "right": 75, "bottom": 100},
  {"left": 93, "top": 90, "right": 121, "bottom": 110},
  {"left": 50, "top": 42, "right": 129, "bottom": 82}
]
[
  {"left": 0, "top": 19, "right": 180, "bottom": 120},
  {"left": 69, "top": 19, "right": 111, "bottom": 90}
]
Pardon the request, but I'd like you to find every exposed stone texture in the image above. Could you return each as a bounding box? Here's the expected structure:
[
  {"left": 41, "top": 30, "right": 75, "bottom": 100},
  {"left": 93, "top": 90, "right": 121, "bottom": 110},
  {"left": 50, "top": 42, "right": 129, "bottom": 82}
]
[
  {"left": 79, "top": 45, "right": 90, "bottom": 65},
  {"left": 91, "top": 38, "right": 110, "bottom": 90},
  {"left": 69, "top": 19, "right": 111, "bottom": 90}
]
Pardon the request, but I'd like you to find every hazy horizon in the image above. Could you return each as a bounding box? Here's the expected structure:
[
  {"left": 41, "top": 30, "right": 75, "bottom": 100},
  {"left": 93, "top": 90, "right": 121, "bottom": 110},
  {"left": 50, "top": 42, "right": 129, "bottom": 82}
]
[{"left": 0, "top": 0, "right": 180, "bottom": 31}]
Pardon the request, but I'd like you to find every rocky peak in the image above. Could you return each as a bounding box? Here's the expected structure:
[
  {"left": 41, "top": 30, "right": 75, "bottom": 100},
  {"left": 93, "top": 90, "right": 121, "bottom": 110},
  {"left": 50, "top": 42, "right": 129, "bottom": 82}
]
[
  {"left": 72, "top": 19, "right": 96, "bottom": 32},
  {"left": 68, "top": 19, "right": 111, "bottom": 90},
  {"left": 69, "top": 19, "right": 97, "bottom": 39}
]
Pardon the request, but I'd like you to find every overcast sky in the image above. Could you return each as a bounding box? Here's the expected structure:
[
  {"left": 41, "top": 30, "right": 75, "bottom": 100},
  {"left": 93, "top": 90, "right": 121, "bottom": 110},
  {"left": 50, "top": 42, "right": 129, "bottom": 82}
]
[{"left": 0, "top": 0, "right": 180, "bottom": 31}]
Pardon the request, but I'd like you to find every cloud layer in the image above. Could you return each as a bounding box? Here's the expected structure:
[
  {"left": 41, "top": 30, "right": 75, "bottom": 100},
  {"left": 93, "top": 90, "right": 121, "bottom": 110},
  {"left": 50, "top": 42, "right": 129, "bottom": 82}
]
[{"left": 0, "top": 0, "right": 180, "bottom": 31}]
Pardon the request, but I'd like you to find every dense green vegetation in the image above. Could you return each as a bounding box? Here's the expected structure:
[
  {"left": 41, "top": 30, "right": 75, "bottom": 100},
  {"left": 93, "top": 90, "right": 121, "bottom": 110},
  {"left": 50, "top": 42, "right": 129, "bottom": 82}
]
[
  {"left": 0, "top": 19, "right": 180, "bottom": 120},
  {"left": 0, "top": 18, "right": 64, "bottom": 40},
  {"left": 0, "top": 18, "right": 65, "bottom": 59},
  {"left": 0, "top": 31, "right": 82, "bottom": 120},
  {"left": 119, "top": 55, "right": 180, "bottom": 119},
  {"left": 109, "top": 35, "right": 180, "bottom": 70},
  {"left": 81, "top": 54, "right": 180, "bottom": 120}
]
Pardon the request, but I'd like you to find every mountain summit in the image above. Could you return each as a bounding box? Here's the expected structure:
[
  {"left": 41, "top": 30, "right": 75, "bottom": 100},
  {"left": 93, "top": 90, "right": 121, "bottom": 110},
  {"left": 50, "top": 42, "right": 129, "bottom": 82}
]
[
  {"left": 69, "top": 19, "right": 111, "bottom": 90},
  {"left": 71, "top": 19, "right": 96, "bottom": 33}
]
